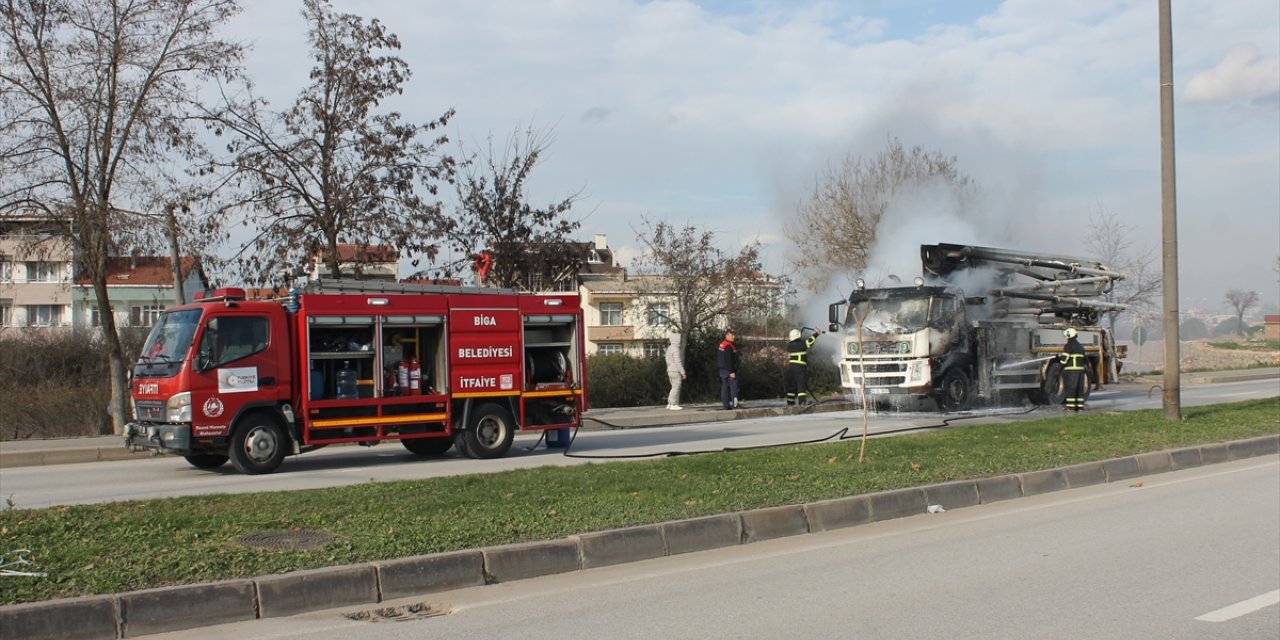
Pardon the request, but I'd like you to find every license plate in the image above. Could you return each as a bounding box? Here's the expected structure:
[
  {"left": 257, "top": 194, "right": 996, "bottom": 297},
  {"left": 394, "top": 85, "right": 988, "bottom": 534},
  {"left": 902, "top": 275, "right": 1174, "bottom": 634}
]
[{"left": 868, "top": 388, "right": 890, "bottom": 395}]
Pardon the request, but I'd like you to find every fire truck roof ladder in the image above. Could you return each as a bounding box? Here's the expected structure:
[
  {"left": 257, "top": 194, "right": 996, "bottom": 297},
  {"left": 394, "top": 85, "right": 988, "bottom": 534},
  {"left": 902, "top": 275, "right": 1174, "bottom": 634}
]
[{"left": 302, "top": 278, "right": 518, "bottom": 296}]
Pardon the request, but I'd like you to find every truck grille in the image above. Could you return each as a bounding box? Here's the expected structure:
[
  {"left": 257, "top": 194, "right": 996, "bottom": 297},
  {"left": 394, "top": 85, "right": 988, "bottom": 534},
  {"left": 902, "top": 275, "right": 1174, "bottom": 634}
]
[{"left": 135, "top": 400, "right": 165, "bottom": 421}]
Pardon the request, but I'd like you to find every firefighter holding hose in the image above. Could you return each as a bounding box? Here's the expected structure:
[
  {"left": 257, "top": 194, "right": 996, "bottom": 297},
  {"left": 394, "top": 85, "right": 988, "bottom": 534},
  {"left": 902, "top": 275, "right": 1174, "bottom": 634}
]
[
  {"left": 1060, "top": 327, "right": 1088, "bottom": 411},
  {"left": 785, "top": 327, "right": 822, "bottom": 406}
]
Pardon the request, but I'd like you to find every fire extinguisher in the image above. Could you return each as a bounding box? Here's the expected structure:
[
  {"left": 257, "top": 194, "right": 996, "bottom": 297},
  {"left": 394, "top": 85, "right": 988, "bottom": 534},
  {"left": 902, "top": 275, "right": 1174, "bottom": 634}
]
[
  {"left": 408, "top": 357, "right": 421, "bottom": 396},
  {"left": 397, "top": 359, "right": 409, "bottom": 393}
]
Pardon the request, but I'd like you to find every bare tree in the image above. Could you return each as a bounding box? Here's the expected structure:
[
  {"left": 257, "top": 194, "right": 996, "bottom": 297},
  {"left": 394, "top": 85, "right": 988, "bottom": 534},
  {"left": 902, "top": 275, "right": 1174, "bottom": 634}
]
[
  {"left": 211, "top": 0, "right": 454, "bottom": 285},
  {"left": 630, "top": 218, "right": 769, "bottom": 359},
  {"left": 786, "top": 136, "right": 976, "bottom": 292},
  {"left": 1, "top": 0, "right": 244, "bottom": 434},
  {"left": 442, "top": 125, "right": 582, "bottom": 290},
  {"left": 1083, "top": 204, "right": 1162, "bottom": 334},
  {"left": 1223, "top": 289, "right": 1259, "bottom": 337}
]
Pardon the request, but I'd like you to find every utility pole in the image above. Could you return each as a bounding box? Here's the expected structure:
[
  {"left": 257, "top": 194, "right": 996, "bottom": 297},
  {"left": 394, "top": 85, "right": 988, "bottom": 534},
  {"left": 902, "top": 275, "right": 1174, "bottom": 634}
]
[{"left": 1158, "top": 0, "right": 1182, "bottom": 420}]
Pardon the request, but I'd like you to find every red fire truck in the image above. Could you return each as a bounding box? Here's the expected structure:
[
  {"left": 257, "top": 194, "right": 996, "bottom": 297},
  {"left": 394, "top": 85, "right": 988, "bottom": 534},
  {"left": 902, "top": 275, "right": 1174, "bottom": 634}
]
[{"left": 124, "top": 280, "right": 586, "bottom": 474}]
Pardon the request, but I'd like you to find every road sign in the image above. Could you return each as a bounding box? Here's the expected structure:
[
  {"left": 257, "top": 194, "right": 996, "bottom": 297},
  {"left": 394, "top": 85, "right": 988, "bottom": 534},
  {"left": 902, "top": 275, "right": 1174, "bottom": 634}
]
[{"left": 1132, "top": 326, "right": 1148, "bottom": 346}]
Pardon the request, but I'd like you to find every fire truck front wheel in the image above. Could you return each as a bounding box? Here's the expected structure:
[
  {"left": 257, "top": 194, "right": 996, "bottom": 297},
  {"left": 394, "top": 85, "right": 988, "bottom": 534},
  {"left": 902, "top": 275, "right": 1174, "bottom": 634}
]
[
  {"left": 184, "top": 453, "right": 229, "bottom": 469},
  {"left": 229, "top": 413, "right": 288, "bottom": 475},
  {"left": 463, "top": 403, "right": 516, "bottom": 459}
]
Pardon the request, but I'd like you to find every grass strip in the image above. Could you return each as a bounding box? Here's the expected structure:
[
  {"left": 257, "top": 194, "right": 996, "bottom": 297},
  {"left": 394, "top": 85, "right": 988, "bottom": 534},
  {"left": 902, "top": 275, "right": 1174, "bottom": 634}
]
[{"left": 2, "top": 397, "right": 1277, "bottom": 606}]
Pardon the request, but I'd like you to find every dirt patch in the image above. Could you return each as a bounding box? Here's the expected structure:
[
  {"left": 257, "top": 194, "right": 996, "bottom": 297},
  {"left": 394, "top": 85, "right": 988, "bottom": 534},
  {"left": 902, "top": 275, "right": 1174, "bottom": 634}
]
[{"left": 1125, "top": 340, "right": 1280, "bottom": 372}]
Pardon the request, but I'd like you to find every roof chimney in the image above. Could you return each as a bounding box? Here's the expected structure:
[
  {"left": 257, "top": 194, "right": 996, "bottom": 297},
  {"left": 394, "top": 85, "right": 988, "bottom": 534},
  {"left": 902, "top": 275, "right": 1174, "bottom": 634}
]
[{"left": 594, "top": 234, "right": 607, "bottom": 250}]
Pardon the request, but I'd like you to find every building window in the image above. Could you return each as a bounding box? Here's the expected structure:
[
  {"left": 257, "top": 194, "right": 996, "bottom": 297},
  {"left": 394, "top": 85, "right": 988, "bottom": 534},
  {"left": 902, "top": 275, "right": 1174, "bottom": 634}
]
[
  {"left": 598, "top": 343, "right": 623, "bottom": 355},
  {"left": 26, "top": 304, "right": 61, "bottom": 326},
  {"left": 0, "top": 257, "right": 12, "bottom": 282},
  {"left": 130, "top": 304, "right": 165, "bottom": 327},
  {"left": 524, "top": 273, "right": 543, "bottom": 292},
  {"left": 643, "top": 342, "right": 664, "bottom": 358},
  {"left": 0, "top": 300, "right": 11, "bottom": 326},
  {"left": 599, "top": 302, "right": 623, "bottom": 326},
  {"left": 24, "top": 261, "right": 61, "bottom": 283},
  {"left": 647, "top": 303, "right": 669, "bottom": 327}
]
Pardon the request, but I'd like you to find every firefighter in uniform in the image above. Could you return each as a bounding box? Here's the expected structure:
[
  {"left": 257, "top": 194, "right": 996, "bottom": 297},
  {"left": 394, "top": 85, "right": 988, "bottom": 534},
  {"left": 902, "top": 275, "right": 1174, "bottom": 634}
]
[
  {"left": 1059, "top": 327, "right": 1088, "bottom": 411},
  {"left": 785, "top": 327, "right": 822, "bottom": 406}
]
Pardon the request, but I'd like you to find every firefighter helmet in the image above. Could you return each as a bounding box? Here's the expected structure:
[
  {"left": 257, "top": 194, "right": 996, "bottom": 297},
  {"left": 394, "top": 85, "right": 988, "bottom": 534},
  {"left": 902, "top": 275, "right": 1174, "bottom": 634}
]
[
  {"left": 1063, "top": 328, "right": 1078, "bottom": 339},
  {"left": 789, "top": 329, "right": 802, "bottom": 341}
]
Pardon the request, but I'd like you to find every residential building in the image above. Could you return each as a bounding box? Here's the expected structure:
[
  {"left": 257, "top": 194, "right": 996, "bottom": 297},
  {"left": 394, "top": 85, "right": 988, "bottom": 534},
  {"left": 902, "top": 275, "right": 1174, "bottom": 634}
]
[
  {"left": 581, "top": 274, "right": 674, "bottom": 356},
  {"left": 0, "top": 215, "right": 74, "bottom": 330},
  {"left": 577, "top": 234, "right": 788, "bottom": 356},
  {"left": 72, "top": 256, "right": 210, "bottom": 330},
  {"left": 308, "top": 244, "right": 399, "bottom": 281}
]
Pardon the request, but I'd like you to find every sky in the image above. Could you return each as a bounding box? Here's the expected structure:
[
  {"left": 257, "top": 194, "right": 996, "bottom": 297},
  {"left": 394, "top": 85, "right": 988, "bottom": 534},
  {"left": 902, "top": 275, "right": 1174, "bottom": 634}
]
[{"left": 223, "top": 0, "right": 1280, "bottom": 319}]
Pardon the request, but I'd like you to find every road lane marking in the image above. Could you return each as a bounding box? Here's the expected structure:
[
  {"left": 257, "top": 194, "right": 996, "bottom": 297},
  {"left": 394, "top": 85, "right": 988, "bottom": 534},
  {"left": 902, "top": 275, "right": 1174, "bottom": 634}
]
[{"left": 1195, "top": 589, "right": 1280, "bottom": 622}]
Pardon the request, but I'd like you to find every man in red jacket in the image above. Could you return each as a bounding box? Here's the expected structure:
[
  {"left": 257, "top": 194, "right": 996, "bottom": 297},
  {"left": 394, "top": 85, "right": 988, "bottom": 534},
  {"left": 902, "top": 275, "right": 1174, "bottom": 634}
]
[{"left": 717, "top": 329, "right": 740, "bottom": 410}]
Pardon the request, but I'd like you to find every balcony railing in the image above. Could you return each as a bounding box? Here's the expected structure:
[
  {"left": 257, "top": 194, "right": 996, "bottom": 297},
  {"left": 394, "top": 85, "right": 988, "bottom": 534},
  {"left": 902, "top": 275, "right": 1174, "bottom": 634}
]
[{"left": 587, "top": 325, "right": 635, "bottom": 342}]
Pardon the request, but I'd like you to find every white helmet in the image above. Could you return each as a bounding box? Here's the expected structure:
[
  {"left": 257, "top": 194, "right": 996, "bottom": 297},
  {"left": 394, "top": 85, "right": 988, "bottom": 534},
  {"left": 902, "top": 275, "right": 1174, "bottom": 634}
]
[
  {"left": 1063, "top": 328, "right": 1078, "bottom": 339},
  {"left": 789, "top": 329, "right": 802, "bottom": 340}
]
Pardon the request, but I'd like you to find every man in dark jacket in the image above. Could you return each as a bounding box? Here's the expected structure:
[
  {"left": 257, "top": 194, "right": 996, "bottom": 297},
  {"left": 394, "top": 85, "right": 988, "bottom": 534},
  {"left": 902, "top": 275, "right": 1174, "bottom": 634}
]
[
  {"left": 717, "top": 329, "right": 740, "bottom": 410},
  {"left": 785, "top": 327, "right": 821, "bottom": 406},
  {"left": 1059, "top": 327, "right": 1088, "bottom": 411}
]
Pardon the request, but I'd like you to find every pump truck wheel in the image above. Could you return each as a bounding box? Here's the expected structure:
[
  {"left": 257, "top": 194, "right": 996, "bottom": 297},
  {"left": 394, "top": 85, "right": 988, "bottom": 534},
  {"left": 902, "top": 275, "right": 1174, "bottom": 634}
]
[
  {"left": 184, "top": 453, "right": 229, "bottom": 469},
  {"left": 229, "top": 412, "right": 288, "bottom": 475},
  {"left": 934, "top": 369, "right": 973, "bottom": 412},
  {"left": 463, "top": 403, "right": 516, "bottom": 459},
  {"left": 401, "top": 437, "right": 453, "bottom": 456}
]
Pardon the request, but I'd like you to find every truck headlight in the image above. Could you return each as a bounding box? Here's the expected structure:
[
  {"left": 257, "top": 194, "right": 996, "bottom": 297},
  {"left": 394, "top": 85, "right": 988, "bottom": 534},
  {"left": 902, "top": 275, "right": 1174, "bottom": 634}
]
[
  {"left": 847, "top": 342, "right": 860, "bottom": 355},
  {"left": 908, "top": 361, "right": 923, "bottom": 382},
  {"left": 898, "top": 341, "right": 911, "bottom": 353},
  {"left": 166, "top": 392, "right": 191, "bottom": 422}
]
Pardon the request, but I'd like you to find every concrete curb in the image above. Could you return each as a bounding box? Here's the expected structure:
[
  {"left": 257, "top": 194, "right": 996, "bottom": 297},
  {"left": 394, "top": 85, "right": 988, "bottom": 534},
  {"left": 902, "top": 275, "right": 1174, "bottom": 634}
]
[
  {"left": 2, "top": 433, "right": 1277, "bottom": 640},
  {"left": 0, "top": 446, "right": 152, "bottom": 469}
]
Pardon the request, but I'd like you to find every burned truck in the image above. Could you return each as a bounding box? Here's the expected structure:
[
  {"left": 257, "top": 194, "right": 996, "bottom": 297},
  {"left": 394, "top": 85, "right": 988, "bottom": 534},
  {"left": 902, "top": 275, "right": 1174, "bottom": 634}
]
[{"left": 827, "top": 243, "right": 1127, "bottom": 411}]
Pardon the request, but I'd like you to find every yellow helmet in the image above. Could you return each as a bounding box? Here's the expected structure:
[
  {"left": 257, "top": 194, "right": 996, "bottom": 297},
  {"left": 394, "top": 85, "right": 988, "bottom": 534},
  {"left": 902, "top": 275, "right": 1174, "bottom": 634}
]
[
  {"left": 789, "top": 329, "right": 802, "bottom": 341},
  {"left": 1063, "top": 328, "right": 1078, "bottom": 339}
]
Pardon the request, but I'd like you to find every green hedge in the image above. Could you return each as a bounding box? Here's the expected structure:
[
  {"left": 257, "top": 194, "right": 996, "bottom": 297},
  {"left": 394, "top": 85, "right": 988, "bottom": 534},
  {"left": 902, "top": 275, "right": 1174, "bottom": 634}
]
[
  {"left": 586, "top": 330, "right": 840, "bottom": 408},
  {"left": 0, "top": 328, "right": 147, "bottom": 440}
]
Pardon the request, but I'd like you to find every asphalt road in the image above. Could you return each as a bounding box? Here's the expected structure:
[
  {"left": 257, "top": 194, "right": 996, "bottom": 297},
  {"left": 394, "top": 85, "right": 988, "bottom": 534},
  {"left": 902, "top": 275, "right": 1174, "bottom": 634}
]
[
  {"left": 1, "top": 377, "right": 1276, "bottom": 509},
  {"left": 144, "top": 456, "right": 1280, "bottom": 640}
]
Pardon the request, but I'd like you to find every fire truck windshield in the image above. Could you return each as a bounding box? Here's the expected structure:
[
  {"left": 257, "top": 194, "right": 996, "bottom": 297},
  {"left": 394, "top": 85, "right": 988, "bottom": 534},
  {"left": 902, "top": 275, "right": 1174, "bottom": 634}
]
[{"left": 134, "top": 309, "right": 201, "bottom": 378}]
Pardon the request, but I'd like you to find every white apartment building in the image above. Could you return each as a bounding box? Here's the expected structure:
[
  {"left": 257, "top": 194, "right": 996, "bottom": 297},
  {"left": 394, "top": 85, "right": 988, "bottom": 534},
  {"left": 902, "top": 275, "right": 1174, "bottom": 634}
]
[
  {"left": 577, "top": 234, "right": 788, "bottom": 356},
  {"left": 0, "top": 216, "right": 74, "bottom": 330}
]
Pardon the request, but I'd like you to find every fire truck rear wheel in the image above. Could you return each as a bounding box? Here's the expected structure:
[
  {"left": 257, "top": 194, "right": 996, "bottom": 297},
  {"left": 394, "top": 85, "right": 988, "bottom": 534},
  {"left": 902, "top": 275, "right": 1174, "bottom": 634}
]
[
  {"left": 463, "top": 403, "right": 515, "bottom": 459},
  {"left": 184, "top": 453, "right": 229, "bottom": 469},
  {"left": 401, "top": 437, "right": 454, "bottom": 456},
  {"left": 229, "top": 413, "right": 287, "bottom": 475}
]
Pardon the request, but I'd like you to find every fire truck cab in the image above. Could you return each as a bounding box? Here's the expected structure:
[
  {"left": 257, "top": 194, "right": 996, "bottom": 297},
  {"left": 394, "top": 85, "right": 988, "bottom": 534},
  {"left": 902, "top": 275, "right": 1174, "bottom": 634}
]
[{"left": 125, "top": 281, "right": 586, "bottom": 474}]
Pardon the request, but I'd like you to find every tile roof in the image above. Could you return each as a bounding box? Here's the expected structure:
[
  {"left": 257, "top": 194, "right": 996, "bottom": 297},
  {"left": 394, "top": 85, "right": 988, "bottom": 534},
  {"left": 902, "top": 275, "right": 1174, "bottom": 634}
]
[{"left": 75, "top": 256, "right": 202, "bottom": 286}]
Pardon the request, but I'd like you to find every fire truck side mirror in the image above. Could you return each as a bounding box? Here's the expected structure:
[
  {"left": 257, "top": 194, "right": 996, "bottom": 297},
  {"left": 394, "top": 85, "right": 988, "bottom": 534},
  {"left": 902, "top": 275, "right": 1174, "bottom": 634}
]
[{"left": 828, "top": 322, "right": 841, "bottom": 333}]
